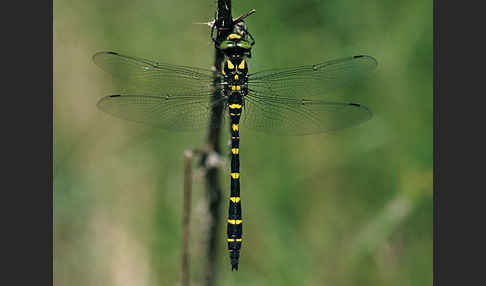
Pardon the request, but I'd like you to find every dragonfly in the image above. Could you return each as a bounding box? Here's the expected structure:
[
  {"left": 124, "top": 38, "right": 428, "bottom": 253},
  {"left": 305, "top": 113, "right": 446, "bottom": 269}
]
[{"left": 93, "top": 26, "right": 377, "bottom": 271}]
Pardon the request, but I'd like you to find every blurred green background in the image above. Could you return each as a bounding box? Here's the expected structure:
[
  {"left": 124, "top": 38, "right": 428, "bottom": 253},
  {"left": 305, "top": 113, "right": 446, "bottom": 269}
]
[{"left": 53, "top": 0, "right": 432, "bottom": 285}]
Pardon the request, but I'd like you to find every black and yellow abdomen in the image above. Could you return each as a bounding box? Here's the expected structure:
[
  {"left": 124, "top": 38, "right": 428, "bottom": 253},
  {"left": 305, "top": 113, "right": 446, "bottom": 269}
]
[
  {"left": 227, "top": 95, "right": 243, "bottom": 271},
  {"left": 223, "top": 50, "right": 248, "bottom": 271}
]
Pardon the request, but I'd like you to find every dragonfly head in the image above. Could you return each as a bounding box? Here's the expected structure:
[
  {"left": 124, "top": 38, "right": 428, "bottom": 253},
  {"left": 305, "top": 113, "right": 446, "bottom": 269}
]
[{"left": 219, "top": 33, "right": 253, "bottom": 58}]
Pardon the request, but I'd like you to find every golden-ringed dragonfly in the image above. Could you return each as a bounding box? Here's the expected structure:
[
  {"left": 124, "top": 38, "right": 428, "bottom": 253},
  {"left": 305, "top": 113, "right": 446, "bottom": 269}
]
[{"left": 93, "top": 25, "right": 377, "bottom": 271}]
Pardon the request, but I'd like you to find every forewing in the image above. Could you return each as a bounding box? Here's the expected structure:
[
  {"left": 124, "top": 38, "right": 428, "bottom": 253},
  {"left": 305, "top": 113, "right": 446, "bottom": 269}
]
[
  {"left": 247, "top": 55, "right": 377, "bottom": 100},
  {"left": 93, "top": 51, "right": 217, "bottom": 96},
  {"left": 93, "top": 51, "right": 225, "bottom": 131}
]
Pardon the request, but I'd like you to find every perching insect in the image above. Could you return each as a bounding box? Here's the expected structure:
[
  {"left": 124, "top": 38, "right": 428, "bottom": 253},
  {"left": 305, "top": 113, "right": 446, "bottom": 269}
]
[{"left": 93, "top": 21, "right": 377, "bottom": 271}]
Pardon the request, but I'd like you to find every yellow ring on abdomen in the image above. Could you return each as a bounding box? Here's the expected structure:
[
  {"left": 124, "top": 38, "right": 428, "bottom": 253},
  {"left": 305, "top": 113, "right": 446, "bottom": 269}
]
[{"left": 228, "top": 219, "right": 243, "bottom": 224}]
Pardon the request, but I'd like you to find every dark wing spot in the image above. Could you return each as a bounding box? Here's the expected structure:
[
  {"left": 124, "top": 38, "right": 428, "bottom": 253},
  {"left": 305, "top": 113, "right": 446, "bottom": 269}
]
[
  {"left": 349, "top": 103, "right": 361, "bottom": 107},
  {"left": 109, "top": 95, "right": 121, "bottom": 98},
  {"left": 353, "top": 55, "right": 364, "bottom": 59},
  {"left": 106, "top": 51, "right": 119, "bottom": 55}
]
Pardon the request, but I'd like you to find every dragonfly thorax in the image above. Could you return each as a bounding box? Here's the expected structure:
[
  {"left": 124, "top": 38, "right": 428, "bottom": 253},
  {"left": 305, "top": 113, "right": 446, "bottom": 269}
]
[{"left": 223, "top": 57, "right": 248, "bottom": 85}]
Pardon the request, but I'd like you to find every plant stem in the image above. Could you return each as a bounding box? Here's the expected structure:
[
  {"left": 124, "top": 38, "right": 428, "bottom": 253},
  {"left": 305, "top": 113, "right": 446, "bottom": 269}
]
[
  {"left": 204, "top": 1, "right": 233, "bottom": 285},
  {"left": 181, "top": 150, "right": 193, "bottom": 286}
]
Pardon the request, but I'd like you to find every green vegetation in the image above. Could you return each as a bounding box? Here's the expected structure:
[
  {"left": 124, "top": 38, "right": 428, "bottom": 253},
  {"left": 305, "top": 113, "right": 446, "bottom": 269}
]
[{"left": 54, "top": 0, "right": 432, "bottom": 285}]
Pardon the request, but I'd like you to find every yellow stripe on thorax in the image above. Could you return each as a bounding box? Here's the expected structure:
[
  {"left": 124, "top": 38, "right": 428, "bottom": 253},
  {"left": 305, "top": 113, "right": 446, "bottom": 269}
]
[
  {"left": 230, "top": 197, "right": 241, "bottom": 203},
  {"left": 232, "top": 124, "right": 239, "bottom": 131},
  {"left": 231, "top": 148, "right": 239, "bottom": 154},
  {"left": 238, "top": 59, "right": 246, "bottom": 70},
  {"left": 231, "top": 173, "right": 239, "bottom": 179},
  {"left": 227, "top": 59, "right": 234, "bottom": 69}
]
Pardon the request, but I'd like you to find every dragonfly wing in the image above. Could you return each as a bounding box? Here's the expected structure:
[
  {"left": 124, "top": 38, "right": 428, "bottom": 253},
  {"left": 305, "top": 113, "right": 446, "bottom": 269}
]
[
  {"left": 93, "top": 51, "right": 226, "bottom": 131},
  {"left": 247, "top": 55, "right": 377, "bottom": 100},
  {"left": 97, "top": 94, "right": 227, "bottom": 131},
  {"left": 93, "top": 51, "right": 218, "bottom": 96},
  {"left": 241, "top": 92, "right": 372, "bottom": 135}
]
